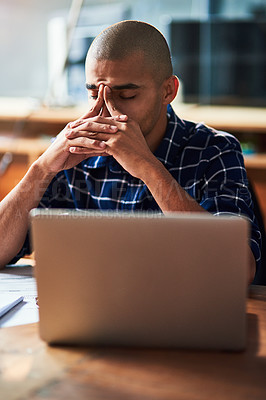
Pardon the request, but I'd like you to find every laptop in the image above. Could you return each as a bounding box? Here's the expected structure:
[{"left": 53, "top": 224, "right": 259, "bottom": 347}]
[{"left": 30, "top": 209, "right": 249, "bottom": 350}]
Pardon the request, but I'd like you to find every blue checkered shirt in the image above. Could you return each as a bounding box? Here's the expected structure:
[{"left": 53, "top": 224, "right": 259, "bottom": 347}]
[{"left": 13, "top": 104, "right": 261, "bottom": 267}]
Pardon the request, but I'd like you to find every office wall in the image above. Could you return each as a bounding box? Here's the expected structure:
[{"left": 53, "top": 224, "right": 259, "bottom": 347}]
[
  {"left": 0, "top": 0, "right": 71, "bottom": 99},
  {"left": 220, "top": 0, "right": 266, "bottom": 16},
  {"left": 0, "top": 0, "right": 207, "bottom": 100},
  {"left": 0, "top": 0, "right": 265, "bottom": 101}
]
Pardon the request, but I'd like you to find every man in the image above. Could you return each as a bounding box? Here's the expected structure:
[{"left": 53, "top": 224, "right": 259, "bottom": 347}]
[{"left": 0, "top": 20, "right": 261, "bottom": 282}]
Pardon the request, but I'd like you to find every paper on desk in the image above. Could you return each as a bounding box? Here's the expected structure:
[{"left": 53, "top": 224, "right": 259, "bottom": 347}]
[
  {"left": 0, "top": 294, "right": 24, "bottom": 317},
  {"left": 0, "top": 266, "right": 39, "bottom": 328}
]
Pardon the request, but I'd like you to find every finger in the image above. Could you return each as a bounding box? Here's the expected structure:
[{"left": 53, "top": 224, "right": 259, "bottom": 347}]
[
  {"left": 70, "top": 85, "right": 104, "bottom": 128},
  {"left": 68, "top": 137, "right": 107, "bottom": 151},
  {"left": 67, "top": 131, "right": 116, "bottom": 142},
  {"left": 69, "top": 113, "right": 127, "bottom": 131},
  {"left": 103, "top": 86, "right": 123, "bottom": 117},
  {"left": 65, "top": 121, "right": 118, "bottom": 139},
  {"left": 69, "top": 147, "right": 108, "bottom": 156},
  {"left": 83, "top": 83, "right": 104, "bottom": 118},
  {"left": 113, "top": 114, "right": 128, "bottom": 122}
]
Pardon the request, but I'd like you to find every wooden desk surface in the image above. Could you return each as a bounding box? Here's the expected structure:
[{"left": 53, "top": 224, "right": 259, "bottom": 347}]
[{"left": 0, "top": 285, "right": 266, "bottom": 400}]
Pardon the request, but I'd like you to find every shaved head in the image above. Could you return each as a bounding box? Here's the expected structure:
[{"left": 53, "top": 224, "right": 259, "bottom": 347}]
[{"left": 86, "top": 20, "right": 173, "bottom": 85}]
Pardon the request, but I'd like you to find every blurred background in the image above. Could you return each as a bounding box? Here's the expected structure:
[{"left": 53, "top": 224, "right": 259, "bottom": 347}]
[{"left": 0, "top": 0, "right": 265, "bottom": 106}]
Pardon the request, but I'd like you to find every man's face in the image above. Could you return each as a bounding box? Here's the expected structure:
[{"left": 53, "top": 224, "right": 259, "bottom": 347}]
[{"left": 85, "top": 51, "right": 167, "bottom": 139}]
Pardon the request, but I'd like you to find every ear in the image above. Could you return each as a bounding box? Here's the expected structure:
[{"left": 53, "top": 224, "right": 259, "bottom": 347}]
[{"left": 162, "top": 75, "right": 179, "bottom": 105}]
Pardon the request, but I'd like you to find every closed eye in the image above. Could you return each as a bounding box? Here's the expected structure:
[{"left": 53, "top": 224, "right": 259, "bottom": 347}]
[
  {"left": 87, "top": 88, "right": 98, "bottom": 100},
  {"left": 120, "top": 95, "right": 136, "bottom": 100}
]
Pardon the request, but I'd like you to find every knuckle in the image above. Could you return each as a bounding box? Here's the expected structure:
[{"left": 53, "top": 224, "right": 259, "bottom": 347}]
[
  {"left": 67, "top": 129, "right": 75, "bottom": 137},
  {"left": 94, "top": 115, "right": 103, "bottom": 122},
  {"left": 75, "top": 118, "right": 83, "bottom": 126},
  {"left": 88, "top": 103, "right": 97, "bottom": 112},
  {"left": 84, "top": 121, "right": 92, "bottom": 129},
  {"left": 66, "top": 122, "right": 73, "bottom": 130},
  {"left": 89, "top": 131, "right": 98, "bottom": 137}
]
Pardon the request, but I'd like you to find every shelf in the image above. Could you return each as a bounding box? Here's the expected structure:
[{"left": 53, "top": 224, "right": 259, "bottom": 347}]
[
  {"left": 244, "top": 154, "right": 266, "bottom": 170},
  {"left": 0, "top": 137, "right": 50, "bottom": 153},
  {"left": 0, "top": 97, "right": 87, "bottom": 125},
  {"left": 0, "top": 137, "right": 51, "bottom": 166},
  {"left": 0, "top": 98, "right": 266, "bottom": 133},
  {"left": 173, "top": 102, "right": 266, "bottom": 133}
]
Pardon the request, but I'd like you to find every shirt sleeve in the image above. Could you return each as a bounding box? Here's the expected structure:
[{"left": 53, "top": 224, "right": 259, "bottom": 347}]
[
  {"left": 199, "top": 133, "right": 262, "bottom": 268},
  {"left": 38, "top": 172, "right": 75, "bottom": 209}
]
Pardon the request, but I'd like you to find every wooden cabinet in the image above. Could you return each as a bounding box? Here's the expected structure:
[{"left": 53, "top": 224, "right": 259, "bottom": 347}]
[
  {"left": 0, "top": 100, "right": 81, "bottom": 199},
  {"left": 0, "top": 138, "right": 51, "bottom": 199}
]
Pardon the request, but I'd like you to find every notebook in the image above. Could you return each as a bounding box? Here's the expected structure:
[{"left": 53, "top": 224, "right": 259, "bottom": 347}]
[{"left": 30, "top": 209, "right": 249, "bottom": 350}]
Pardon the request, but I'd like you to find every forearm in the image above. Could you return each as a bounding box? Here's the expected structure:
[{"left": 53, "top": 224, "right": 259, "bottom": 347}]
[
  {"left": 0, "top": 161, "right": 55, "bottom": 268},
  {"left": 141, "top": 157, "right": 206, "bottom": 213}
]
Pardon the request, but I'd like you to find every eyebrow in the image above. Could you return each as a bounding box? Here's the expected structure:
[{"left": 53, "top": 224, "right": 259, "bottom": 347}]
[{"left": 85, "top": 83, "right": 141, "bottom": 90}]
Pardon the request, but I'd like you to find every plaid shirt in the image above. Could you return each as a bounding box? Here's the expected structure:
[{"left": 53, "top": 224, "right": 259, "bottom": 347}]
[{"left": 14, "top": 104, "right": 261, "bottom": 267}]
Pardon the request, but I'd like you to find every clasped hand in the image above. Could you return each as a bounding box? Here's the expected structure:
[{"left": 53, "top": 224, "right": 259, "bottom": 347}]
[{"left": 39, "top": 84, "right": 155, "bottom": 179}]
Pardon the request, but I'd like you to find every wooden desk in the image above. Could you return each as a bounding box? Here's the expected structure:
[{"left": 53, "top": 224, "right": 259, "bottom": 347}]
[{"left": 0, "top": 285, "right": 266, "bottom": 400}]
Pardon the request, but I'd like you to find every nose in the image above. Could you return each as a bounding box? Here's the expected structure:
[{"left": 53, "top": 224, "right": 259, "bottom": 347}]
[{"left": 101, "top": 103, "right": 111, "bottom": 117}]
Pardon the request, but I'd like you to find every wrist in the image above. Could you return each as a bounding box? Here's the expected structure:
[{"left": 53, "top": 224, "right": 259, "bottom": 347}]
[
  {"left": 32, "top": 158, "right": 56, "bottom": 182},
  {"left": 139, "top": 156, "right": 166, "bottom": 186}
]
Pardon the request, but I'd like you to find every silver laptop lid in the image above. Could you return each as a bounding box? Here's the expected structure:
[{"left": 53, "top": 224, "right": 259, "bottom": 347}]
[{"left": 30, "top": 209, "right": 249, "bottom": 350}]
